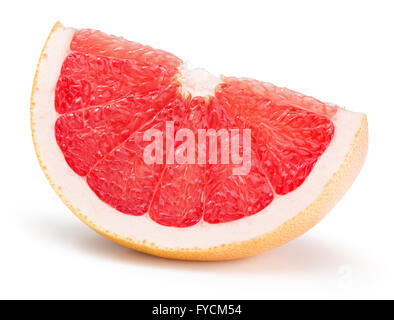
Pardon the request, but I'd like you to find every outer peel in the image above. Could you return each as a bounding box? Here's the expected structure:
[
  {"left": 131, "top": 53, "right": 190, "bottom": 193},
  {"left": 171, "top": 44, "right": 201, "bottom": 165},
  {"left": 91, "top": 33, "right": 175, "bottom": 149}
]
[{"left": 31, "top": 23, "right": 368, "bottom": 260}]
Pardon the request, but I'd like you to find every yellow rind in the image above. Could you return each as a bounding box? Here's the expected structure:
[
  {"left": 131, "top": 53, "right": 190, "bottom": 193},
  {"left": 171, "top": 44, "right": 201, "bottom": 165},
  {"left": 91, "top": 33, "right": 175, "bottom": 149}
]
[{"left": 31, "top": 23, "right": 368, "bottom": 261}]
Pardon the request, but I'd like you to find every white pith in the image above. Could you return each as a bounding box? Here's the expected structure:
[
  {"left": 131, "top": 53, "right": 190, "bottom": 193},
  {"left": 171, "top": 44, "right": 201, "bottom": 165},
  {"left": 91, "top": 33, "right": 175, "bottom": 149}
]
[
  {"left": 32, "top": 26, "right": 364, "bottom": 249},
  {"left": 179, "top": 64, "right": 222, "bottom": 97}
]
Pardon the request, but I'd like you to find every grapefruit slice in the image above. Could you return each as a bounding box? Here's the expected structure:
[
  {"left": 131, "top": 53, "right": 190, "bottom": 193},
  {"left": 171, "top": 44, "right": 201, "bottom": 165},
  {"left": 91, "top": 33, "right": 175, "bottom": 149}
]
[{"left": 31, "top": 22, "right": 368, "bottom": 260}]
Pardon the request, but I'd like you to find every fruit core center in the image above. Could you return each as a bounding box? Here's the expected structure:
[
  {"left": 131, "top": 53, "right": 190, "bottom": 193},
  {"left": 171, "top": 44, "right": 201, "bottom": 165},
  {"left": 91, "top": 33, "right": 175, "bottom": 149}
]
[{"left": 180, "top": 65, "right": 222, "bottom": 97}]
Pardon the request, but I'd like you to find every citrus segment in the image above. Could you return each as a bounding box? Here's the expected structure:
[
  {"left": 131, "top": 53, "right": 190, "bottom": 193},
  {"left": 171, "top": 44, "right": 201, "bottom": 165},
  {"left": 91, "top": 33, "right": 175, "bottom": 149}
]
[
  {"left": 215, "top": 79, "right": 335, "bottom": 194},
  {"left": 220, "top": 77, "right": 338, "bottom": 118},
  {"left": 71, "top": 29, "right": 182, "bottom": 74},
  {"left": 203, "top": 97, "right": 274, "bottom": 223},
  {"left": 55, "top": 53, "right": 177, "bottom": 114},
  {"left": 86, "top": 93, "right": 187, "bottom": 216},
  {"left": 148, "top": 97, "right": 206, "bottom": 227}
]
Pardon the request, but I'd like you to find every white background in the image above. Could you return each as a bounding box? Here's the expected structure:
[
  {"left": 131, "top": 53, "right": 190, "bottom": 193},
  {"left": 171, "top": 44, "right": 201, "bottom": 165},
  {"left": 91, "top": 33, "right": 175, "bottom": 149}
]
[{"left": 0, "top": 0, "right": 393, "bottom": 299}]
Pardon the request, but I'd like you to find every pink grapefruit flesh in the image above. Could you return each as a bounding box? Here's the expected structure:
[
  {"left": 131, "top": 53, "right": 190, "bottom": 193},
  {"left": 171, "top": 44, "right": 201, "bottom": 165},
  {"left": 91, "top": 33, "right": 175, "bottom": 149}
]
[{"left": 54, "top": 28, "right": 335, "bottom": 227}]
